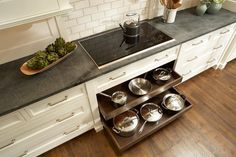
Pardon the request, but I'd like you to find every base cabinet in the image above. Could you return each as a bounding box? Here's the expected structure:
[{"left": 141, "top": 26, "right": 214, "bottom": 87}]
[
  {"left": 174, "top": 23, "right": 236, "bottom": 82},
  {"left": 0, "top": 84, "right": 93, "bottom": 157},
  {"left": 96, "top": 62, "right": 192, "bottom": 151}
]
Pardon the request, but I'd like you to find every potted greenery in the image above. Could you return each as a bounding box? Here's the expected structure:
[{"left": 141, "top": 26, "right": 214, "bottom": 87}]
[{"left": 207, "top": 0, "right": 225, "bottom": 14}]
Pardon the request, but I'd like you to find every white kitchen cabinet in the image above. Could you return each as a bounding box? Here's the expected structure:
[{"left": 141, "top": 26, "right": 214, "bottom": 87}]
[
  {"left": 86, "top": 45, "right": 180, "bottom": 131},
  {"left": 0, "top": 0, "right": 72, "bottom": 30},
  {"left": 218, "top": 24, "right": 236, "bottom": 68},
  {"left": 174, "top": 23, "right": 236, "bottom": 81},
  {"left": 0, "top": 84, "right": 93, "bottom": 157},
  {"left": 174, "top": 33, "right": 213, "bottom": 81},
  {"left": 209, "top": 23, "right": 236, "bottom": 69}
]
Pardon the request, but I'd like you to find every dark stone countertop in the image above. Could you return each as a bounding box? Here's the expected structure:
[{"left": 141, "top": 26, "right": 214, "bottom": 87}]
[{"left": 1, "top": 8, "right": 236, "bottom": 117}]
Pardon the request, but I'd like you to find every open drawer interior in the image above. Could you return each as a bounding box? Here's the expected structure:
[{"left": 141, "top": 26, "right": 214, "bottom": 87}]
[
  {"left": 97, "top": 62, "right": 182, "bottom": 121},
  {"left": 101, "top": 87, "right": 192, "bottom": 152}
]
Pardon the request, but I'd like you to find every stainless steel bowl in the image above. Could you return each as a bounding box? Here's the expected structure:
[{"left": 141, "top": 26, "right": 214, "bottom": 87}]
[
  {"left": 128, "top": 78, "right": 152, "bottom": 95},
  {"left": 153, "top": 68, "right": 172, "bottom": 82},
  {"left": 162, "top": 93, "right": 185, "bottom": 111}
]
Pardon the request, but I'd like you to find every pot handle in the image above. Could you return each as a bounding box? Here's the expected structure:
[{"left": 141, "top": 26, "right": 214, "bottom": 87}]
[
  {"left": 161, "top": 102, "right": 168, "bottom": 110},
  {"left": 112, "top": 127, "right": 120, "bottom": 134},
  {"left": 132, "top": 108, "right": 139, "bottom": 115}
]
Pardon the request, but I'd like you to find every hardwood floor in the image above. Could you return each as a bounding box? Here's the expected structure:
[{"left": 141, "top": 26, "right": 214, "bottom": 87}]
[{"left": 40, "top": 60, "right": 236, "bottom": 157}]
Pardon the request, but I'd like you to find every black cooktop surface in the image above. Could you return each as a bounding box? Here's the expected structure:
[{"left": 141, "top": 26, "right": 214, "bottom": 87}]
[{"left": 79, "top": 22, "right": 174, "bottom": 69}]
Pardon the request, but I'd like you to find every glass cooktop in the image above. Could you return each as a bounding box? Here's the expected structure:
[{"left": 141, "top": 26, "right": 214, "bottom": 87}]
[{"left": 78, "top": 22, "right": 174, "bottom": 69}]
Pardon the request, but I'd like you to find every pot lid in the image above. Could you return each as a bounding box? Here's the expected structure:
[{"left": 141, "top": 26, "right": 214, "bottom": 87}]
[
  {"left": 140, "top": 103, "right": 163, "bottom": 122},
  {"left": 113, "top": 110, "right": 139, "bottom": 132},
  {"left": 163, "top": 94, "right": 185, "bottom": 111}
]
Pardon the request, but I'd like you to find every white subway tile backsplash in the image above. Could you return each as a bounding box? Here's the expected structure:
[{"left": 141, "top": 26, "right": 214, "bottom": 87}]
[
  {"left": 71, "top": 24, "right": 86, "bottom": 33},
  {"left": 92, "top": 12, "right": 105, "bottom": 20},
  {"left": 112, "top": 0, "right": 123, "bottom": 9},
  {"left": 63, "top": 0, "right": 198, "bottom": 40},
  {"left": 98, "top": 3, "right": 111, "bottom": 11},
  {"left": 80, "top": 29, "right": 93, "bottom": 37},
  {"left": 74, "top": 0, "right": 89, "bottom": 9},
  {"left": 93, "top": 25, "right": 106, "bottom": 33},
  {"left": 90, "top": 0, "right": 104, "bottom": 6},
  {"left": 84, "top": 6, "right": 98, "bottom": 15},
  {"left": 77, "top": 15, "right": 91, "bottom": 24},
  {"left": 68, "top": 10, "right": 84, "bottom": 19}
]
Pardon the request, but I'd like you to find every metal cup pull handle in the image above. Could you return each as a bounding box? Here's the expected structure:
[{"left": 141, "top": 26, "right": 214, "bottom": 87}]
[
  {"left": 192, "top": 40, "right": 203, "bottom": 46},
  {"left": 56, "top": 112, "right": 74, "bottom": 122},
  {"left": 109, "top": 72, "right": 126, "bottom": 80},
  {"left": 48, "top": 96, "right": 68, "bottom": 107},
  {"left": 64, "top": 126, "right": 80, "bottom": 135}
]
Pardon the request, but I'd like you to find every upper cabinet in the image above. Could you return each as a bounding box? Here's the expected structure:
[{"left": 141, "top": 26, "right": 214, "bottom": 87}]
[{"left": 0, "top": 0, "right": 72, "bottom": 30}]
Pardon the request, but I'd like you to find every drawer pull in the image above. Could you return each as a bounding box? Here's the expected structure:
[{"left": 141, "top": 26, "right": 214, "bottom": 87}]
[
  {"left": 192, "top": 40, "right": 203, "bottom": 46},
  {"left": 64, "top": 126, "right": 80, "bottom": 135},
  {"left": 220, "top": 30, "right": 230, "bottom": 34},
  {"left": 187, "top": 56, "right": 198, "bottom": 62},
  {"left": 154, "top": 54, "right": 169, "bottom": 62},
  {"left": 0, "top": 139, "right": 15, "bottom": 149},
  {"left": 207, "top": 58, "right": 216, "bottom": 63},
  {"left": 213, "top": 45, "right": 223, "bottom": 50},
  {"left": 18, "top": 151, "right": 28, "bottom": 157},
  {"left": 109, "top": 72, "right": 126, "bottom": 80},
  {"left": 56, "top": 112, "right": 74, "bottom": 122},
  {"left": 182, "top": 70, "right": 192, "bottom": 76},
  {"left": 48, "top": 96, "right": 68, "bottom": 106}
]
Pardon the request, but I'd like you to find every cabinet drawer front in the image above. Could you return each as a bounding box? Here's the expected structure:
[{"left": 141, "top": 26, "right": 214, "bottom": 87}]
[
  {"left": 0, "top": 109, "right": 93, "bottom": 157},
  {"left": 0, "top": 0, "right": 59, "bottom": 23},
  {"left": 0, "top": 98, "right": 91, "bottom": 152},
  {"left": 24, "top": 84, "right": 87, "bottom": 118},
  {"left": 181, "top": 33, "right": 211, "bottom": 54},
  {"left": 95, "top": 46, "right": 179, "bottom": 92},
  {"left": 0, "top": 111, "right": 26, "bottom": 132},
  {"left": 177, "top": 52, "right": 211, "bottom": 80}
]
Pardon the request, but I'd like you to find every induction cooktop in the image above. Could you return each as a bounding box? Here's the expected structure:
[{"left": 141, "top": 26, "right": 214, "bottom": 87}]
[{"left": 78, "top": 22, "right": 174, "bottom": 69}]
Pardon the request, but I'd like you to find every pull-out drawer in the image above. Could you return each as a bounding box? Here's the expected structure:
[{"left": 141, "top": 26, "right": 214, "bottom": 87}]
[{"left": 95, "top": 46, "right": 179, "bottom": 92}]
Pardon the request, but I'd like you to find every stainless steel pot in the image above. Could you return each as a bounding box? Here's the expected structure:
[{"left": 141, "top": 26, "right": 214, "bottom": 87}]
[
  {"left": 112, "top": 109, "right": 139, "bottom": 137},
  {"left": 162, "top": 93, "right": 185, "bottom": 112},
  {"left": 99, "top": 91, "right": 127, "bottom": 108},
  {"left": 138, "top": 103, "right": 163, "bottom": 134},
  {"left": 128, "top": 78, "right": 152, "bottom": 95},
  {"left": 153, "top": 68, "right": 172, "bottom": 82}
]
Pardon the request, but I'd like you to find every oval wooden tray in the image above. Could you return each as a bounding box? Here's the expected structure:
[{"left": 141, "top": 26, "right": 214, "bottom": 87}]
[{"left": 20, "top": 45, "right": 77, "bottom": 75}]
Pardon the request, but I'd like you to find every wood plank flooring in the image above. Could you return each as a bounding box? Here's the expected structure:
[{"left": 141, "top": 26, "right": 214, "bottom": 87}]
[{"left": 40, "top": 60, "right": 236, "bottom": 157}]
